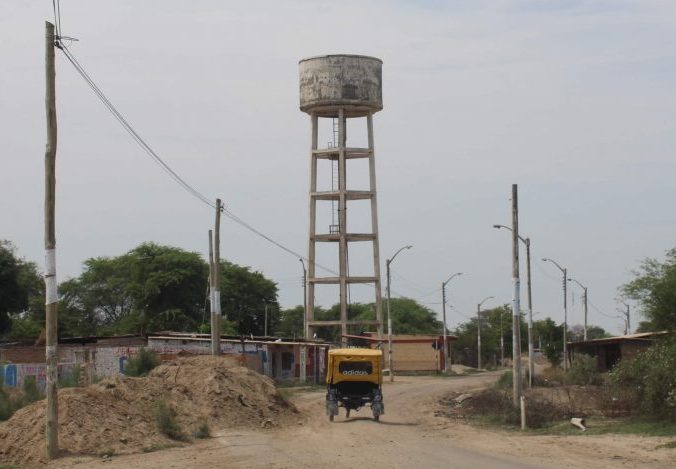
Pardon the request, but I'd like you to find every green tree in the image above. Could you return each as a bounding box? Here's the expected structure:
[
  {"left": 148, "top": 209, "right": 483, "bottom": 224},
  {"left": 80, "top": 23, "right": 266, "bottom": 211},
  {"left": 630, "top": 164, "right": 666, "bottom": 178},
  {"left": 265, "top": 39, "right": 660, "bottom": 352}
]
[
  {"left": 57, "top": 242, "right": 278, "bottom": 337},
  {"left": 0, "top": 241, "right": 44, "bottom": 337},
  {"left": 276, "top": 305, "right": 305, "bottom": 338},
  {"left": 533, "top": 318, "right": 564, "bottom": 366},
  {"left": 621, "top": 248, "right": 676, "bottom": 331},
  {"left": 220, "top": 260, "right": 278, "bottom": 335},
  {"left": 451, "top": 305, "right": 528, "bottom": 368}
]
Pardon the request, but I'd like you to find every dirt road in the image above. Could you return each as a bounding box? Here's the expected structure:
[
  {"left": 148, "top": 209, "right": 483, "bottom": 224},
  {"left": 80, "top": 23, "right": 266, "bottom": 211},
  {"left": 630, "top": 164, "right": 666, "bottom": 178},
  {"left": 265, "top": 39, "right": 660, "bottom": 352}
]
[{"left": 50, "top": 372, "right": 675, "bottom": 469}]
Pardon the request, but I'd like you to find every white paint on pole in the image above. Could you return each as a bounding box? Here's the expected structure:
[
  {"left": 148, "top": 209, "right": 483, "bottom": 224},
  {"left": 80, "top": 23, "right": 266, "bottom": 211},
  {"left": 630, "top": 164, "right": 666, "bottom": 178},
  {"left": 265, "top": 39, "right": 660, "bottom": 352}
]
[{"left": 45, "top": 249, "right": 57, "bottom": 304}]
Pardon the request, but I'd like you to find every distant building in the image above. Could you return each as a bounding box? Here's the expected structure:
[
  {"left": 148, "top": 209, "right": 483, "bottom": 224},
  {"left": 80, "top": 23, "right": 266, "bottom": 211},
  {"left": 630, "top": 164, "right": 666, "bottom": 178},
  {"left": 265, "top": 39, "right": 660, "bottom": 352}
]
[
  {"left": 0, "top": 332, "right": 331, "bottom": 391},
  {"left": 357, "top": 332, "right": 457, "bottom": 372},
  {"left": 568, "top": 331, "right": 670, "bottom": 371}
]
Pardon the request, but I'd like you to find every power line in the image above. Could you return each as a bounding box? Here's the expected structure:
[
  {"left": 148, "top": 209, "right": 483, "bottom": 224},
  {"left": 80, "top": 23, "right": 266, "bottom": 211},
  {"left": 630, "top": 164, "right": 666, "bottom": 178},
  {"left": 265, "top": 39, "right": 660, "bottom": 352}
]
[
  {"left": 587, "top": 299, "right": 617, "bottom": 319},
  {"left": 57, "top": 44, "right": 344, "bottom": 276}
]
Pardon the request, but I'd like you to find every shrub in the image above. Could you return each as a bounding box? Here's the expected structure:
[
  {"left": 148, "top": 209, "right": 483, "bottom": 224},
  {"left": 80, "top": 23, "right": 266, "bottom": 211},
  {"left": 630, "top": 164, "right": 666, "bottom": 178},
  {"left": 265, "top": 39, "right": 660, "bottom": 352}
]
[
  {"left": 154, "top": 399, "right": 185, "bottom": 440},
  {"left": 466, "top": 389, "right": 563, "bottom": 428},
  {"left": 565, "top": 354, "right": 601, "bottom": 385},
  {"left": 125, "top": 348, "right": 161, "bottom": 377},
  {"left": 609, "top": 337, "right": 676, "bottom": 420},
  {"left": 193, "top": 420, "right": 210, "bottom": 439}
]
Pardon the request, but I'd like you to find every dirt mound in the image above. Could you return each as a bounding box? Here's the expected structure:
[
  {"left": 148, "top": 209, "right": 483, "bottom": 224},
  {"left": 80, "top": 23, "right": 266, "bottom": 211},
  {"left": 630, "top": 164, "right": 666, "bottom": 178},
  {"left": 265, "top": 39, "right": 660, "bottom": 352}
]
[{"left": 0, "top": 355, "right": 300, "bottom": 465}]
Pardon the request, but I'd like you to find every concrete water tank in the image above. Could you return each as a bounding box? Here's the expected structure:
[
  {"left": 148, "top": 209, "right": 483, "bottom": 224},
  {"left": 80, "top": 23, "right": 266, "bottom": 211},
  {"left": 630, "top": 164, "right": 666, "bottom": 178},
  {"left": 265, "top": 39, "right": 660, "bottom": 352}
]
[{"left": 299, "top": 54, "right": 383, "bottom": 117}]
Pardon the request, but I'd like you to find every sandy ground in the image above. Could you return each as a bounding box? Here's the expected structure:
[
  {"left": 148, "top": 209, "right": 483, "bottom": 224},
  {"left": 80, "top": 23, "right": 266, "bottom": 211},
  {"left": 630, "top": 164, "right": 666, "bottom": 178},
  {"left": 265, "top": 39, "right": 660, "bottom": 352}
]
[{"left": 45, "top": 372, "right": 675, "bottom": 469}]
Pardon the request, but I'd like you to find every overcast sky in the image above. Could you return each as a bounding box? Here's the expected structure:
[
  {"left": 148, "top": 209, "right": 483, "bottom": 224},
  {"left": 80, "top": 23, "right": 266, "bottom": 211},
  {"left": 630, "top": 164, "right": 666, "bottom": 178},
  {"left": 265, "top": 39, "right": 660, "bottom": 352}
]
[{"left": 2, "top": 1, "right": 676, "bottom": 335}]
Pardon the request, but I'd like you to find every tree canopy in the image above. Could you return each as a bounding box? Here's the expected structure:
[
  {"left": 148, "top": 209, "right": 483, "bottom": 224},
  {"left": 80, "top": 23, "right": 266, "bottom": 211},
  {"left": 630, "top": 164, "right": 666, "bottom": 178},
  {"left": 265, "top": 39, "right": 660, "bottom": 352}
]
[
  {"left": 0, "top": 241, "right": 44, "bottom": 337},
  {"left": 9, "top": 242, "right": 281, "bottom": 339},
  {"left": 621, "top": 247, "right": 676, "bottom": 332}
]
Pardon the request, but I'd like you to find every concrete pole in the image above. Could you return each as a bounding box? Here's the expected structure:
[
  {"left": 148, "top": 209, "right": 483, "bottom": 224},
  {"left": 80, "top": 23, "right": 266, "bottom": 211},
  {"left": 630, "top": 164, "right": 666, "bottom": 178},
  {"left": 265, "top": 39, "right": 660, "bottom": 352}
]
[
  {"left": 441, "top": 282, "right": 447, "bottom": 372},
  {"left": 386, "top": 258, "right": 393, "bottom": 381},
  {"left": 563, "top": 268, "right": 568, "bottom": 370},
  {"left": 511, "top": 184, "right": 523, "bottom": 408},
  {"left": 386, "top": 245, "right": 411, "bottom": 381},
  {"left": 525, "top": 238, "right": 534, "bottom": 388},
  {"left": 306, "top": 113, "right": 318, "bottom": 340},
  {"left": 583, "top": 287, "right": 588, "bottom": 341},
  {"left": 367, "top": 113, "right": 384, "bottom": 338},
  {"left": 500, "top": 313, "right": 504, "bottom": 367},
  {"left": 264, "top": 301, "right": 268, "bottom": 336},
  {"left": 477, "top": 302, "right": 482, "bottom": 370},
  {"left": 625, "top": 303, "right": 630, "bottom": 334},
  {"left": 44, "top": 21, "right": 59, "bottom": 460}
]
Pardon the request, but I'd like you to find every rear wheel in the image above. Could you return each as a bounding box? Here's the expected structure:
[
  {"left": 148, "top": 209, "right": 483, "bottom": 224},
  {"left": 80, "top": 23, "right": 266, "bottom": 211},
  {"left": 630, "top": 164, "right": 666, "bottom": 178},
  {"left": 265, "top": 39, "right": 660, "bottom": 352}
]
[
  {"left": 346, "top": 409, "right": 351, "bottom": 418},
  {"left": 329, "top": 414, "right": 334, "bottom": 422},
  {"left": 373, "top": 414, "right": 380, "bottom": 422}
]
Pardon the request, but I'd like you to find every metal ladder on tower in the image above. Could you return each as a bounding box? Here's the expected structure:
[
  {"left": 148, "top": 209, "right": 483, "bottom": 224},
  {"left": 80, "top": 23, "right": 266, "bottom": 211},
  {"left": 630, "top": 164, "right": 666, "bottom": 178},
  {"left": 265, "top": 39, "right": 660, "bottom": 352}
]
[{"left": 329, "top": 117, "right": 340, "bottom": 234}]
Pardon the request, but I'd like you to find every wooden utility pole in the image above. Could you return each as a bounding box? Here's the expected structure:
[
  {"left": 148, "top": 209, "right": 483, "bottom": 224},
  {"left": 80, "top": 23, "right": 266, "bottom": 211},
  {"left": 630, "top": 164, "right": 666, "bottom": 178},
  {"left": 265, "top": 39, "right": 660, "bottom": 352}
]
[
  {"left": 44, "top": 21, "right": 59, "bottom": 460},
  {"left": 210, "top": 199, "right": 222, "bottom": 355},
  {"left": 511, "top": 184, "right": 523, "bottom": 408}
]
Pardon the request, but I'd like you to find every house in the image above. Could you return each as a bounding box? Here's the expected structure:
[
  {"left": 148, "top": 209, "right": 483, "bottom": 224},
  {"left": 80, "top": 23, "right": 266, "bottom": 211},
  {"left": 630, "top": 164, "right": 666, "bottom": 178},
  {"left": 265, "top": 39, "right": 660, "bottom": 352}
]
[
  {"left": 568, "top": 331, "right": 670, "bottom": 371},
  {"left": 0, "top": 332, "right": 331, "bottom": 391},
  {"left": 357, "top": 332, "right": 457, "bottom": 372}
]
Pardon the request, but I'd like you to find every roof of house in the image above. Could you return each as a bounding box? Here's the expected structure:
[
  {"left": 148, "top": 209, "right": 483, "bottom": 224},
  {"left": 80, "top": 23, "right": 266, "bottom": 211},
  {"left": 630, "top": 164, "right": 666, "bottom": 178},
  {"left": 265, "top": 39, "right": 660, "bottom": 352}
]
[{"left": 568, "top": 330, "right": 670, "bottom": 346}]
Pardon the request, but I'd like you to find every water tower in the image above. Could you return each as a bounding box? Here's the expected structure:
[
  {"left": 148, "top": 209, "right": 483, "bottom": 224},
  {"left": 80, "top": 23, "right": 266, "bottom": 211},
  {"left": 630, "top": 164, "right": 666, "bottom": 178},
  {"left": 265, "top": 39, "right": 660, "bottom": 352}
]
[{"left": 299, "top": 54, "right": 384, "bottom": 341}]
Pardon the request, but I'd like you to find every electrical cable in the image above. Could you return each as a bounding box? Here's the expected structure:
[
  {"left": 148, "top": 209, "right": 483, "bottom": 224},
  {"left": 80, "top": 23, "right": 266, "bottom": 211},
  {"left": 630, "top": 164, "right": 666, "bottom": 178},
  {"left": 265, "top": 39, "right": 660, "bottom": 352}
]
[{"left": 57, "top": 44, "right": 343, "bottom": 276}]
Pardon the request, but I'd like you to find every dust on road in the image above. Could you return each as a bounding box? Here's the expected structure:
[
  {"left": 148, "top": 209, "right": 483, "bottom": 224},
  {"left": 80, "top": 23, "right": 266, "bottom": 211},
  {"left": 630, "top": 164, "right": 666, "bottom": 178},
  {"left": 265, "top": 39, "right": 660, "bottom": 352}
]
[{"left": 49, "top": 372, "right": 675, "bottom": 469}]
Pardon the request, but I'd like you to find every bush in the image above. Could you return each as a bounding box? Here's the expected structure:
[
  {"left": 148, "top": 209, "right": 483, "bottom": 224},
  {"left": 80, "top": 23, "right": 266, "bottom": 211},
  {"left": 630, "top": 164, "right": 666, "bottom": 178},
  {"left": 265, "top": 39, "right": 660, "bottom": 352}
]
[
  {"left": 467, "top": 389, "right": 563, "bottom": 428},
  {"left": 125, "top": 348, "right": 161, "bottom": 377},
  {"left": 609, "top": 337, "right": 676, "bottom": 420},
  {"left": 193, "top": 420, "right": 210, "bottom": 439},
  {"left": 154, "top": 399, "right": 186, "bottom": 440},
  {"left": 565, "top": 354, "right": 601, "bottom": 385}
]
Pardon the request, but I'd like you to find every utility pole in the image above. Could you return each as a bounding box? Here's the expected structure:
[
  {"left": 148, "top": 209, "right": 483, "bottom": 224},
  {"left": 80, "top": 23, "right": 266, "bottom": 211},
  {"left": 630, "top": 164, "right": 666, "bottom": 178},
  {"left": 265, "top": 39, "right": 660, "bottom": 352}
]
[
  {"left": 300, "top": 258, "right": 307, "bottom": 338},
  {"left": 493, "top": 224, "right": 535, "bottom": 387},
  {"left": 264, "top": 301, "right": 269, "bottom": 336},
  {"left": 525, "top": 237, "right": 534, "bottom": 388},
  {"left": 500, "top": 312, "right": 504, "bottom": 367},
  {"left": 543, "top": 257, "right": 568, "bottom": 370},
  {"left": 44, "top": 21, "right": 58, "bottom": 460},
  {"left": 620, "top": 302, "right": 630, "bottom": 334},
  {"left": 511, "top": 184, "right": 523, "bottom": 407},
  {"left": 386, "top": 245, "right": 412, "bottom": 382},
  {"left": 476, "top": 296, "right": 493, "bottom": 370},
  {"left": 208, "top": 230, "right": 217, "bottom": 355},
  {"left": 441, "top": 272, "right": 463, "bottom": 373},
  {"left": 568, "top": 278, "right": 588, "bottom": 341}
]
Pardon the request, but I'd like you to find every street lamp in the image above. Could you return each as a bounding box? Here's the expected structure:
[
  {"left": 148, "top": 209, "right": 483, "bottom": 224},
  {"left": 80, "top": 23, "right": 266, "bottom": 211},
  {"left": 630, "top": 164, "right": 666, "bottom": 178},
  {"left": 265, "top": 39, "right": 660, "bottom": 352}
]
[
  {"left": 477, "top": 295, "right": 494, "bottom": 370},
  {"left": 567, "top": 277, "right": 588, "bottom": 341},
  {"left": 386, "top": 245, "right": 412, "bottom": 382},
  {"left": 441, "top": 272, "right": 463, "bottom": 372},
  {"left": 493, "top": 224, "right": 534, "bottom": 387},
  {"left": 542, "top": 257, "right": 569, "bottom": 370}
]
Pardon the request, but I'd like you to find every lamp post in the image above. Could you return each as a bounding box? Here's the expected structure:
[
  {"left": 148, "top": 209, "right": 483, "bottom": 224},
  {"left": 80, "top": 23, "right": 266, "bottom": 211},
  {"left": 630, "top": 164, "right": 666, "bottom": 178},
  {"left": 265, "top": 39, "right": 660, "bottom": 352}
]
[
  {"left": 567, "top": 277, "right": 588, "bottom": 341},
  {"left": 477, "top": 295, "right": 494, "bottom": 370},
  {"left": 493, "top": 224, "right": 534, "bottom": 387},
  {"left": 300, "top": 258, "right": 307, "bottom": 338},
  {"left": 619, "top": 301, "right": 631, "bottom": 334},
  {"left": 542, "top": 257, "right": 568, "bottom": 370},
  {"left": 441, "top": 272, "right": 463, "bottom": 372},
  {"left": 386, "top": 245, "right": 412, "bottom": 382}
]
